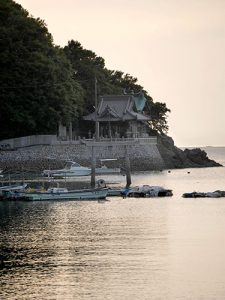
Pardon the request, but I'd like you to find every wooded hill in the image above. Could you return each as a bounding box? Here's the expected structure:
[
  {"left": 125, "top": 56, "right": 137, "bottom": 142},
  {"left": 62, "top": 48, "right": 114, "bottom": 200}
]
[{"left": 0, "top": 0, "right": 170, "bottom": 140}]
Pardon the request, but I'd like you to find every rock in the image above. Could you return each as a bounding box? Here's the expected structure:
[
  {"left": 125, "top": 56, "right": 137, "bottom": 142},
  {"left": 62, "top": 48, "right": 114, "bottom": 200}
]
[
  {"left": 183, "top": 148, "right": 221, "bottom": 167},
  {"left": 157, "top": 135, "right": 222, "bottom": 168}
]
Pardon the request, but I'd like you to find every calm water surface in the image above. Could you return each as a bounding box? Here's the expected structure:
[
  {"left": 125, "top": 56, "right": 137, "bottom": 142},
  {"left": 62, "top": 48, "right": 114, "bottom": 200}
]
[{"left": 0, "top": 148, "right": 225, "bottom": 299}]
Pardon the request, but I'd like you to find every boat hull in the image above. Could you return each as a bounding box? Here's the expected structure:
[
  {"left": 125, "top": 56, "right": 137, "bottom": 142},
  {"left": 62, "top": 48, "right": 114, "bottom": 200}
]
[
  {"left": 22, "top": 188, "right": 108, "bottom": 201},
  {"left": 107, "top": 188, "right": 123, "bottom": 196},
  {"left": 52, "top": 170, "right": 91, "bottom": 178},
  {"left": 95, "top": 168, "right": 121, "bottom": 175}
]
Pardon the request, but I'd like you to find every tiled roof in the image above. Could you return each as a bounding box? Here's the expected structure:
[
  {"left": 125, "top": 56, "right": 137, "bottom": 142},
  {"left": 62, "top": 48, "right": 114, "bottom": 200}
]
[{"left": 83, "top": 95, "right": 151, "bottom": 122}]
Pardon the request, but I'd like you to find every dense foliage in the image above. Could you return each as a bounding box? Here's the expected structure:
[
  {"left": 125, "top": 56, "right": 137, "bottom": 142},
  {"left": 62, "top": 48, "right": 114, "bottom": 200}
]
[
  {"left": 0, "top": 0, "right": 83, "bottom": 139},
  {"left": 0, "top": 0, "right": 170, "bottom": 140}
]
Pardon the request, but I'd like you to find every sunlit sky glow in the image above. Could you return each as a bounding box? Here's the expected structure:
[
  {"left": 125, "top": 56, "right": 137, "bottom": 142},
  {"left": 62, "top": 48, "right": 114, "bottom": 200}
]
[{"left": 16, "top": 0, "right": 225, "bottom": 147}]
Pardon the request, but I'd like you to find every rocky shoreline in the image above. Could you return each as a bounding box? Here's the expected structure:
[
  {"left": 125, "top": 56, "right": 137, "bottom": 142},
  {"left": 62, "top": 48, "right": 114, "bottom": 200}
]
[{"left": 157, "top": 135, "right": 222, "bottom": 169}]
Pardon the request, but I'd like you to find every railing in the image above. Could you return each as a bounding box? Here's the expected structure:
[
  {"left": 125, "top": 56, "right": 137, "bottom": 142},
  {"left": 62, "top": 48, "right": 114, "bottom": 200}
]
[
  {"left": 0, "top": 135, "right": 157, "bottom": 149},
  {"left": 0, "top": 135, "right": 57, "bottom": 149},
  {"left": 135, "top": 137, "right": 157, "bottom": 144},
  {"left": 81, "top": 136, "right": 157, "bottom": 146}
]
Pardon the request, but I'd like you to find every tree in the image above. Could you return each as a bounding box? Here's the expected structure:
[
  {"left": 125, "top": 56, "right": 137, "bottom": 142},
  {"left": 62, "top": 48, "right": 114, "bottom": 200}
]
[
  {"left": 148, "top": 102, "right": 171, "bottom": 134},
  {"left": 64, "top": 40, "right": 106, "bottom": 112},
  {"left": 64, "top": 39, "right": 171, "bottom": 135},
  {"left": 0, "top": 0, "right": 84, "bottom": 139},
  {"left": 0, "top": 1, "right": 170, "bottom": 140}
]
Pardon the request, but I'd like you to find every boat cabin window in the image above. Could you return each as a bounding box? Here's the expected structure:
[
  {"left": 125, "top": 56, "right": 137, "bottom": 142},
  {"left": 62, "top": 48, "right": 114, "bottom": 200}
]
[{"left": 64, "top": 161, "right": 81, "bottom": 169}]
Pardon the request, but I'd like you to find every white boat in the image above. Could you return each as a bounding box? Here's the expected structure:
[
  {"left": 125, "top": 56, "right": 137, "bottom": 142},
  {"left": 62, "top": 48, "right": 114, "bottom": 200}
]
[
  {"left": 43, "top": 159, "right": 120, "bottom": 178},
  {"left": 4, "top": 187, "right": 108, "bottom": 201},
  {"left": 0, "top": 183, "right": 28, "bottom": 196},
  {"left": 43, "top": 161, "right": 91, "bottom": 178},
  {"left": 96, "top": 159, "right": 121, "bottom": 174}
]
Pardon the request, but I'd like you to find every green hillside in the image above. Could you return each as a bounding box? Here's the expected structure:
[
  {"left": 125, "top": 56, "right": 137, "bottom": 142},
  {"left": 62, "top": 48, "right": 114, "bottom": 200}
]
[{"left": 0, "top": 0, "right": 170, "bottom": 140}]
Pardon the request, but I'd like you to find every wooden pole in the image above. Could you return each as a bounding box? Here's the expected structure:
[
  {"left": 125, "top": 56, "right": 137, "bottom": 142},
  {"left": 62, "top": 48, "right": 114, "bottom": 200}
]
[
  {"left": 91, "top": 145, "right": 96, "bottom": 189},
  {"left": 69, "top": 121, "right": 72, "bottom": 141},
  {"left": 125, "top": 146, "right": 131, "bottom": 188},
  {"left": 95, "top": 77, "right": 99, "bottom": 141}
]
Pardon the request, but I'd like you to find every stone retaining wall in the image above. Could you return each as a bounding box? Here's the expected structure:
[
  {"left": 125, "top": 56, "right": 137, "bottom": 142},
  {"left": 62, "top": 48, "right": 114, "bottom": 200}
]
[{"left": 0, "top": 143, "right": 165, "bottom": 172}]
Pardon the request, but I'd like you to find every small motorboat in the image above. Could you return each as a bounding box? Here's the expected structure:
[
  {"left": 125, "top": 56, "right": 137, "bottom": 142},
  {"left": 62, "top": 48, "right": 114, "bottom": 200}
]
[
  {"left": 182, "top": 192, "right": 206, "bottom": 198},
  {"left": 182, "top": 190, "right": 225, "bottom": 198},
  {"left": 96, "top": 159, "right": 121, "bottom": 175},
  {"left": 0, "top": 183, "right": 28, "bottom": 199},
  {"left": 43, "top": 161, "right": 91, "bottom": 177},
  {"left": 2, "top": 186, "right": 108, "bottom": 201},
  {"left": 121, "top": 185, "right": 173, "bottom": 198},
  {"left": 43, "top": 159, "right": 121, "bottom": 178}
]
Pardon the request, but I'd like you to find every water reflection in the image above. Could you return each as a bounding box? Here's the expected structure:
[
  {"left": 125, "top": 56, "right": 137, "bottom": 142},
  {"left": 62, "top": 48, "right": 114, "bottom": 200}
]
[
  {"left": 1, "top": 165, "right": 225, "bottom": 299},
  {"left": 0, "top": 199, "right": 169, "bottom": 300}
]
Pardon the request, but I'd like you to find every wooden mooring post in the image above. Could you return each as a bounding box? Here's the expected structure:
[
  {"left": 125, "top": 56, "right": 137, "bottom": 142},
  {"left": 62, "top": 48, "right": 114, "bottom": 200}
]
[
  {"left": 125, "top": 146, "right": 131, "bottom": 188},
  {"left": 91, "top": 145, "right": 96, "bottom": 189}
]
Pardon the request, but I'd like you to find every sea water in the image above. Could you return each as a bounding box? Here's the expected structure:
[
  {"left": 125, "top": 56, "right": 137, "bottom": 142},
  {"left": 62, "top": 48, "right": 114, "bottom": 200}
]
[{"left": 0, "top": 147, "right": 225, "bottom": 300}]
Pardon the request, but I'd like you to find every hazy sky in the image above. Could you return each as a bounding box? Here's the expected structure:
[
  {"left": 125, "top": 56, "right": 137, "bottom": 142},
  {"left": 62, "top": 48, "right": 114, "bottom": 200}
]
[{"left": 16, "top": 0, "right": 225, "bottom": 146}]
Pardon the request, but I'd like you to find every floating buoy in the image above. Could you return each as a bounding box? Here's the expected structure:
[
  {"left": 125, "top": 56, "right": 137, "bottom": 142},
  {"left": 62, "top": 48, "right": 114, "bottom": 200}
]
[{"left": 97, "top": 179, "right": 106, "bottom": 188}]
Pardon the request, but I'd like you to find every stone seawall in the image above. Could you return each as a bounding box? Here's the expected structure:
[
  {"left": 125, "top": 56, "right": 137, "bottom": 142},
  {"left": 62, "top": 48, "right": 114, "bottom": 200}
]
[
  {"left": 0, "top": 143, "right": 165, "bottom": 172},
  {"left": 0, "top": 135, "right": 221, "bottom": 173}
]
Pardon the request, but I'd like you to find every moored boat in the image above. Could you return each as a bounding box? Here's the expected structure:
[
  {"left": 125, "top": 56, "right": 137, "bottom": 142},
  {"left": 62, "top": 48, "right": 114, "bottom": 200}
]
[
  {"left": 182, "top": 190, "right": 225, "bottom": 198},
  {"left": 43, "top": 161, "right": 91, "bottom": 177},
  {"left": 121, "top": 185, "right": 173, "bottom": 198},
  {"left": 0, "top": 183, "right": 28, "bottom": 199},
  {"left": 96, "top": 159, "right": 121, "bottom": 175},
  {"left": 43, "top": 159, "right": 120, "bottom": 178},
  {"left": 3, "top": 187, "right": 108, "bottom": 201},
  {"left": 107, "top": 188, "right": 123, "bottom": 196}
]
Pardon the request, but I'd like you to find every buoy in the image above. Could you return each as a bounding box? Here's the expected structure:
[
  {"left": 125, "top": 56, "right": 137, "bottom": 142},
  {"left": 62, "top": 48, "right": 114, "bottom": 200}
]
[{"left": 97, "top": 179, "right": 106, "bottom": 188}]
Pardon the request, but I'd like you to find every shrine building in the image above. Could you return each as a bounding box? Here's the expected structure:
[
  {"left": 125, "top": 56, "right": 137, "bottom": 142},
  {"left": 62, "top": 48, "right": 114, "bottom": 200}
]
[{"left": 83, "top": 91, "right": 152, "bottom": 139}]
